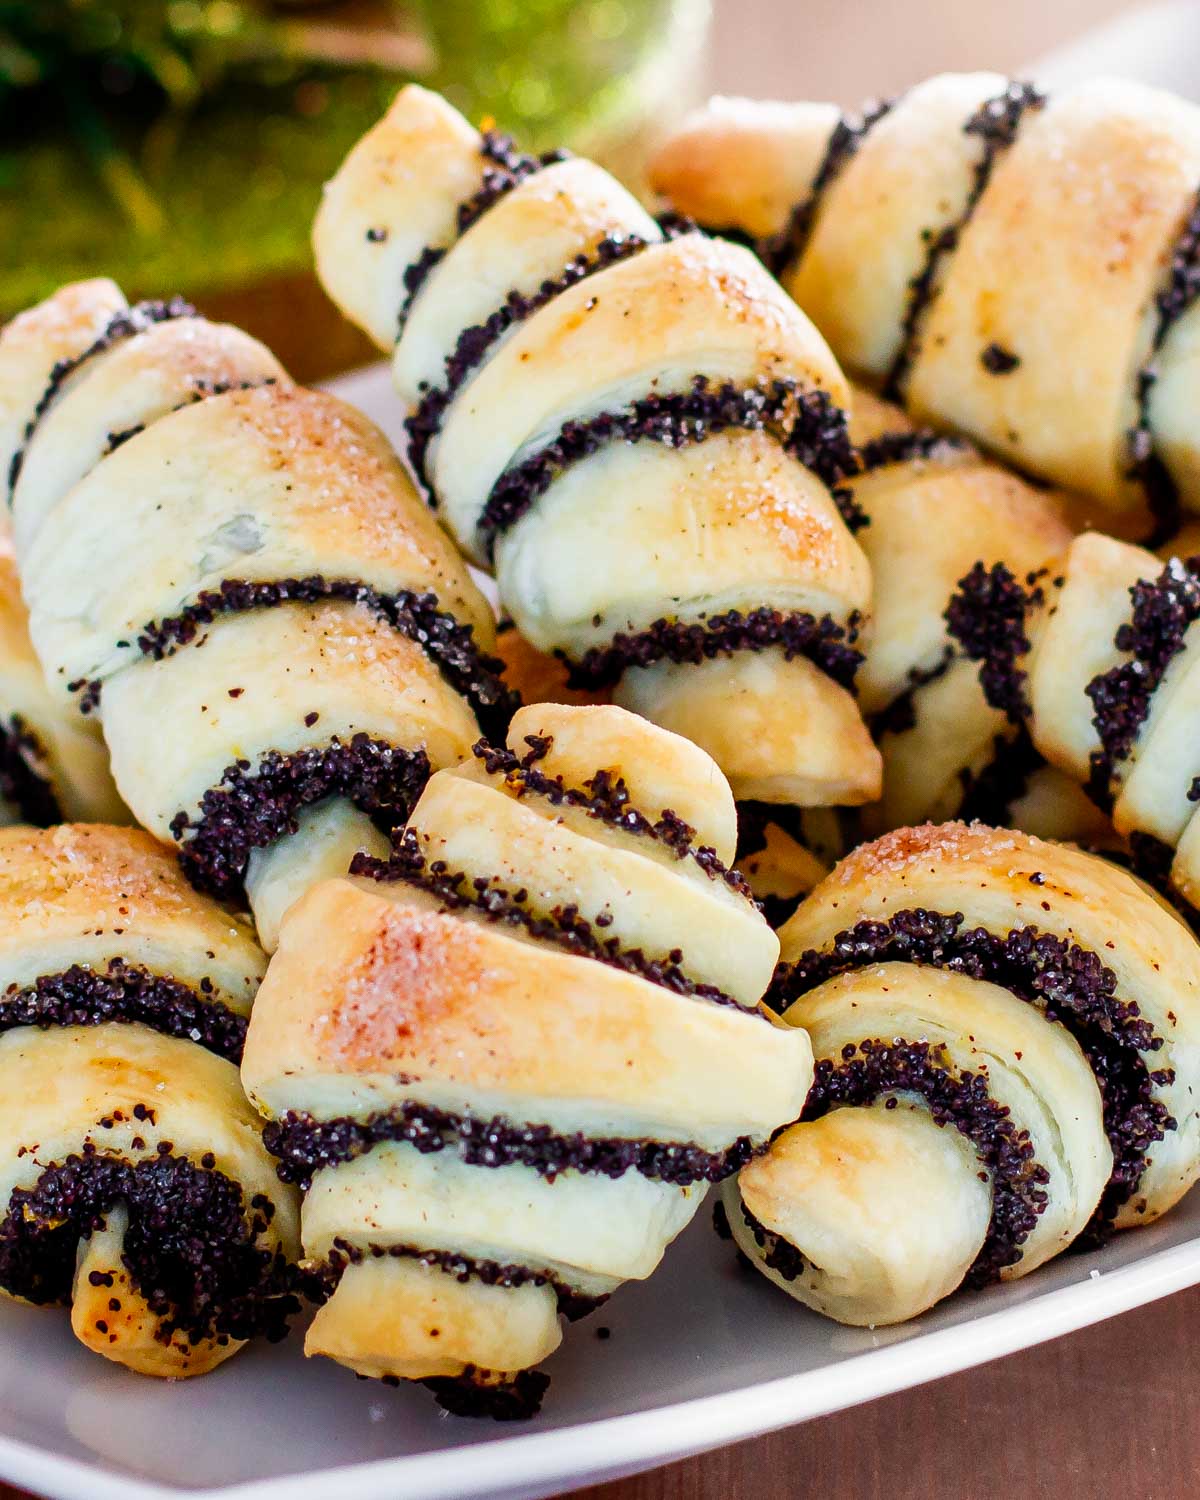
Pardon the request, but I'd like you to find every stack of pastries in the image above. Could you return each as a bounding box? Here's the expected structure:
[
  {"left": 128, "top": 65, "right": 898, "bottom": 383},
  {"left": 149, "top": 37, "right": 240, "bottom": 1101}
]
[{"left": 1, "top": 66, "right": 1200, "bottom": 1422}]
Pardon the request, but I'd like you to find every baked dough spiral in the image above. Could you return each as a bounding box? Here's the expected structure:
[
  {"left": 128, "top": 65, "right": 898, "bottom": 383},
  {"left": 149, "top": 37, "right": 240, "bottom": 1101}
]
[
  {"left": 651, "top": 75, "right": 1200, "bottom": 532},
  {"left": 947, "top": 528, "right": 1200, "bottom": 915},
  {"left": 0, "top": 823, "right": 299, "bottom": 1375},
  {"left": 0, "top": 532, "right": 125, "bottom": 827},
  {"left": 313, "top": 84, "right": 881, "bottom": 813},
  {"left": 0, "top": 279, "right": 509, "bottom": 947},
  {"left": 722, "top": 821, "right": 1200, "bottom": 1326},
  {"left": 241, "top": 702, "right": 813, "bottom": 1416},
  {"left": 845, "top": 388, "right": 1110, "bottom": 842}
]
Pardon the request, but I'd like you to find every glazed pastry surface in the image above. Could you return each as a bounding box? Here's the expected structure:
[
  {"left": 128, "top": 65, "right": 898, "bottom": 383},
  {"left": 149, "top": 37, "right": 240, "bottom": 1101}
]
[
  {"left": 0, "top": 824, "right": 298, "bottom": 1375},
  {"left": 723, "top": 821, "right": 1200, "bottom": 1326},
  {"left": 313, "top": 84, "right": 881, "bottom": 814},
  {"left": 0, "top": 282, "right": 508, "bottom": 939},
  {"left": 651, "top": 76, "right": 1200, "bottom": 527},
  {"left": 947, "top": 529, "right": 1200, "bottom": 911},
  {"left": 242, "top": 703, "right": 813, "bottom": 1414}
]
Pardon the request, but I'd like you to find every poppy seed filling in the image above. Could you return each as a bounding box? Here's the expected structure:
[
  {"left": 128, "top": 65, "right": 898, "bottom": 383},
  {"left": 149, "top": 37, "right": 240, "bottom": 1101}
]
[
  {"left": 757, "top": 97, "right": 895, "bottom": 276},
  {"left": 1085, "top": 556, "right": 1200, "bottom": 800},
  {"left": 476, "top": 378, "right": 865, "bottom": 557},
  {"left": 773, "top": 907, "right": 1174, "bottom": 1232},
  {"left": 264, "top": 1103, "right": 754, "bottom": 1190},
  {"left": 406, "top": 232, "right": 655, "bottom": 487},
  {"left": 170, "top": 734, "right": 431, "bottom": 900},
  {"left": 350, "top": 826, "right": 750, "bottom": 1012},
  {"left": 0, "top": 714, "right": 61, "bottom": 827},
  {"left": 8, "top": 296, "right": 196, "bottom": 500},
  {"left": 0, "top": 959, "right": 247, "bottom": 1063},
  {"left": 857, "top": 429, "right": 971, "bottom": 473},
  {"left": 422, "top": 1367, "right": 551, "bottom": 1422},
  {"left": 1129, "top": 187, "right": 1200, "bottom": 542},
  {"left": 955, "top": 726, "right": 1045, "bottom": 828},
  {"left": 129, "top": 574, "right": 517, "bottom": 737},
  {"left": 805, "top": 1039, "right": 1051, "bottom": 1284},
  {"left": 945, "top": 559, "right": 1042, "bottom": 723},
  {"left": 0, "top": 1150, "right": 297, "bottom": 1347},
  {"left": 868, "top": 646, "right": 954, "bottom": 738},
  {"left": 306, "top": 1236, "right": 603, "bottom": 1323},
  {"left": 563, "top": 605, "right": 863, "bottom": 695},
  {"left": 882, "top": 81, "right": 1045, "bottom": 401},
  {"left": 472, "top": 734, "right": 756, "bottom": 900},
  {"left": 396, "top": 131, "right": 570, "bottom": 334},
  {"left": 737, "top": 1198, "right": 808, "bottom": 1282}
]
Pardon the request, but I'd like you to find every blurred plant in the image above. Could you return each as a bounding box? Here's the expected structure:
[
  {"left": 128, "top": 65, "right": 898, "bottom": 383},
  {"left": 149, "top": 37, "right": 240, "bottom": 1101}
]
[{"left": 0, "top": 1, "right": 425, "bottom": 233}]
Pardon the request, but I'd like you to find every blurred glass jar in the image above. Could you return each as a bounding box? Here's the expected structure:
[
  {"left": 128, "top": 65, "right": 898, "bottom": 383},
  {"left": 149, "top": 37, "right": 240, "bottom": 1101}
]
[{"left": 0, "top": 0, "right": 710, "bottom": 376}]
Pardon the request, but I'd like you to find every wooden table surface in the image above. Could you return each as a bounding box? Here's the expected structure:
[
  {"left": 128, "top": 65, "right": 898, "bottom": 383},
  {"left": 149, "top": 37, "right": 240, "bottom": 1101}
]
[{"left": 6, "top": 3, "right": 1190, "bottom": 1499}]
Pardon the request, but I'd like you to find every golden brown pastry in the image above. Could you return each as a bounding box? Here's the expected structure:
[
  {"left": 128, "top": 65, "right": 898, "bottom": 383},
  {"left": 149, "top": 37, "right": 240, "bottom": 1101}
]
[
  {"left": 844, "top": 388, "right": 1110, "bottom": 841},
  {"left": 241, "top": 702, "right": 813, "bottom": 1415},
  {"left": 312, "top": 84, "right": 881, "bottom": 815},
  {"left": 651, "top": 76, "right": 1200, "bottom": 531},
  {"left": 0, "top": 532, "right": 125, "bottom": 826},
  {"left": 948, "top": 529, "right": 1200, "bottom": 914},
  {"left": 723, "top": 822, "right": 1200, "bottom": 1326},
  {"left": 0, "top": 280, "right": 511, "bottom": 947},
  {"left": 0, "top": 824, "right": 299, "bottom": 1375}
]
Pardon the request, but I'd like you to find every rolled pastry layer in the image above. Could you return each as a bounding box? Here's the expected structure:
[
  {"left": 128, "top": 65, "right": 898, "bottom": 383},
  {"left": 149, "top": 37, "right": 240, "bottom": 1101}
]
[
  {"left": 0, "top": 281, "right": 509, "bottom": 939},
  {"left": 651, "top": 76, "right": 1200, "bottom": 527},
  {"left": 242, "top": 703, "right": 813, "bottom": 1415},
  {"left": 845, "top": 387, "right": 1110, "bottom": 842},
  {"left": 946, "top": 528, "right": 1200, "bottom": 912},
  {"left": 313, "top": 85, "right": 881, "bottom": 811},
  {"left": 0, "top": 823, "right": 299, "bottom": 1375},
  {"left": 723, "top": 822, "right": 1200, "bottom": 1326}
]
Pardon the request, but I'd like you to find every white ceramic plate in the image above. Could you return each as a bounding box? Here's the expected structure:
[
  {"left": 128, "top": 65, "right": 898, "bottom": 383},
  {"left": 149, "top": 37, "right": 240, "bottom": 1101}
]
[{"left": 12, "top": 38, "right": 1200, "bottom": 1480}]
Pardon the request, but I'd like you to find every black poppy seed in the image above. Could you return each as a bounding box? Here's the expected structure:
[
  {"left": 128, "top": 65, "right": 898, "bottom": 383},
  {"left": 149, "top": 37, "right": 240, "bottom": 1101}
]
[
  {"left": 739, "top": 1199, "right": 808, "bottom": 1281},
  {"left": 305, "top": 1236, "right": 603, "bottom": 1324},
  {"left": 351, "top": 827, "right": 753, "bottom": 1013},
  {"left": 130, "top": 576, "right": 517, "bottom": 737},
  {"left": 955, "top": 727, "right": 1045, "bottom": 828},
  {"left": 0, "top": 959, "right": 246, "bottom": 1062},
  {"left": 981, "top": 342, "right": 1022, "bottom": 374},
  {"left": 882, "top": 82, "right": 1045, "bottom": 401},
  {"left": 755, "top": 98, "right": 894, "bottom": 277},
  {"left": 0, "top": 715, "right": 62, "bottom": 827},
  {"left": 405, "top": 233, "right": 655, "bottom": 489},
  {"left": 563, "top": 605, "right": 863, "bottom": 695},
  {"left": 1085, "top": 557, "right": 1200, "bottom": 801},
  {"left": 857, "top": 429, "right": 971, "bottom": 473},
  {"left": 774, "top": 908, "right": 1173, "bottom": 1233},
  {"left": 868, "top": 647, "right": 954, "bottom": 738},
  {"left": 806, "top": 1039, "right": 1050, "bottom": 1282},
  {"left": 422, "top": 1365, "right": 551, "bottom": 1421},
  {"left": 263, "top": 1102, "right": 756, "bottom": 1191},
  {"left": 8, "top": 297, "right": 196, "bottom": 501},
  {"left": 945, "top": 560, "right": 1042, "bottom": 724},
  {"left": 0, "top": 1152, "right": 298, "bottom": 1346},
  {"left": 170, "top": 735, "right": 432, "bottom": 900},
  {"left": 396, "top": 131, "right": 569, "bottom": 335},
  {"left": 1128, "top": 187, "right": 1200, "bottom": 545},
  {"left": 475, "top": 379, "right": 864, "bottom": 558}
]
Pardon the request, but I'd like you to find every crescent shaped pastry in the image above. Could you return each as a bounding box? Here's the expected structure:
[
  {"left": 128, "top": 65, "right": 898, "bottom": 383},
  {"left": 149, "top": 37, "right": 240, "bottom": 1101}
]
[
  {"left": 947, "top": 529, "right": 1200, "bottom": 915},
  {"left": 242, "top": 703, "right": 813, "bottom": 1416},
  {"left": 0, "top": 823, "right": 299, "bottom": 1375},
  {"left": 722, "top": 822, "right": 1200, "bottom": 1326},
  {"left": 0, "top": 282, "right": 509, "bottom": 946},
  {"left": 844, "top": 388, "right": 1109, "bottom": 843},
  {"left": 313, "top": 85, "right": 881, "bottom": 815},
  {"left": 651, "top": 76, "right": 1200, "bottom": 528}
]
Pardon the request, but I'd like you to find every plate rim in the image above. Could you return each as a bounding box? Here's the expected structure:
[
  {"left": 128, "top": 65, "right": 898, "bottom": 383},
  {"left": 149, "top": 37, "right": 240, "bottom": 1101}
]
[{"left": 3, "top": 1229, "right": 1199, "bottom": 1500}]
